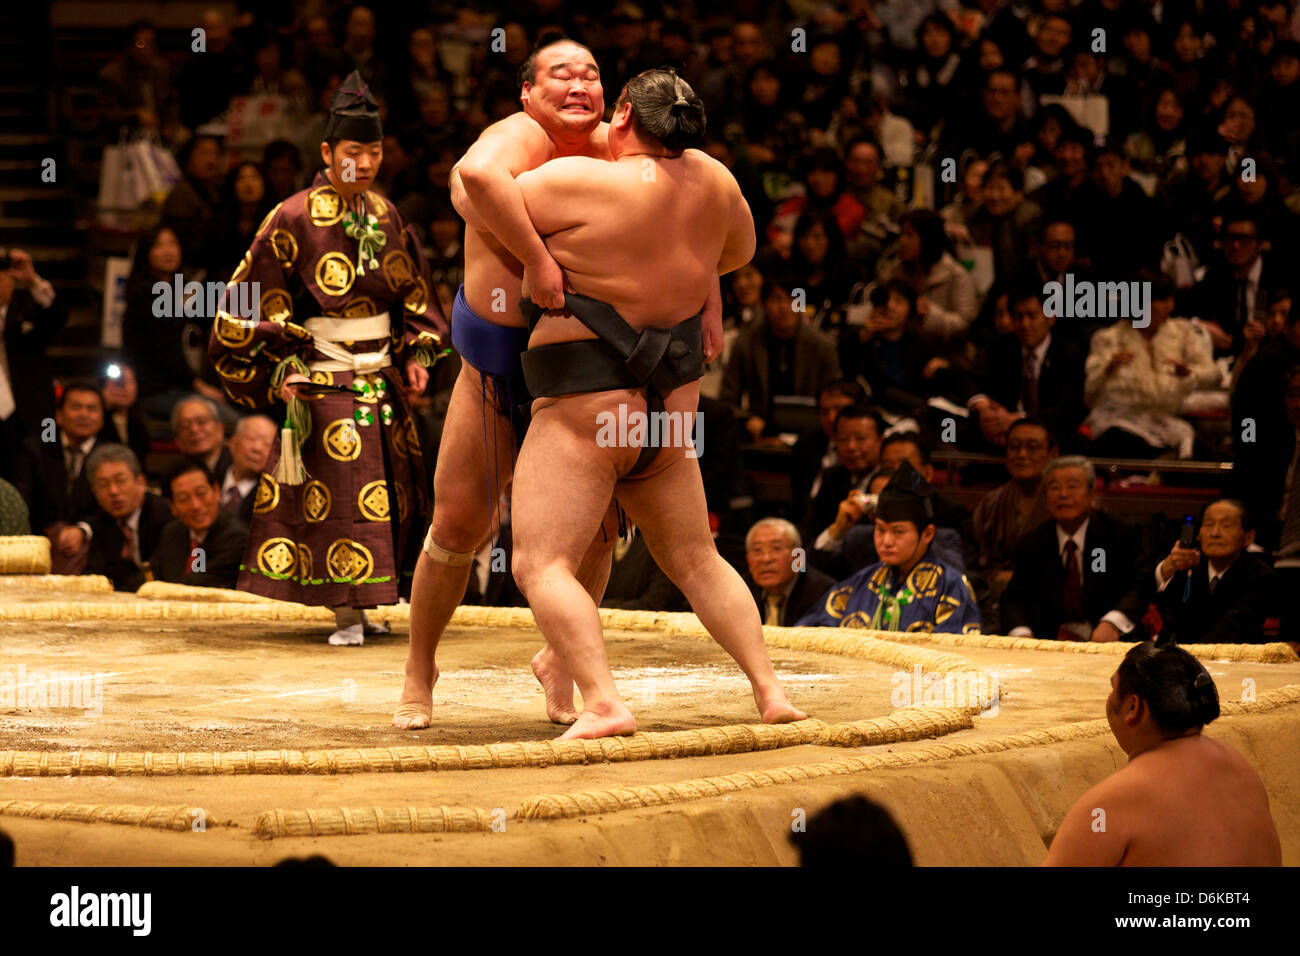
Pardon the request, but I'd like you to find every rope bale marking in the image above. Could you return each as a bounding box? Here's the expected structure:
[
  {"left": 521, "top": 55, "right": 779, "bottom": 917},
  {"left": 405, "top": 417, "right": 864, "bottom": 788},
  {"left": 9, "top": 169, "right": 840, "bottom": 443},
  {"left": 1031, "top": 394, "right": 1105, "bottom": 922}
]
[{"left": 252, "top": 804, "right": 494, "bottom": 839}]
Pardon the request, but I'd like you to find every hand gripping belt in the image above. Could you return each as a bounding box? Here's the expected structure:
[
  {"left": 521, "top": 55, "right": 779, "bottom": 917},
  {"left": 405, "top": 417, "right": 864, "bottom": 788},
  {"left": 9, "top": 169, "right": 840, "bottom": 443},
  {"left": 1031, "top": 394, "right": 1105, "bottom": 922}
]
[{"left": 518, "top": 293, "right": 704, "bottom": 475}]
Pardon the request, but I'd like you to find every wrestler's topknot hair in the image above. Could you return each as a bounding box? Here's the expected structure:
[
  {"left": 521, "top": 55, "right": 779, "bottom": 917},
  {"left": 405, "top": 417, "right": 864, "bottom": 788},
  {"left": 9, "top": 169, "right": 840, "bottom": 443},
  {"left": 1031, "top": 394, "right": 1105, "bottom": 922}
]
[
  {"left": 1115, "top": 641, "right": 1221, "bottom": 735},
  {"left": 615, "top": 68, "right": 706, "bottom": 153}
]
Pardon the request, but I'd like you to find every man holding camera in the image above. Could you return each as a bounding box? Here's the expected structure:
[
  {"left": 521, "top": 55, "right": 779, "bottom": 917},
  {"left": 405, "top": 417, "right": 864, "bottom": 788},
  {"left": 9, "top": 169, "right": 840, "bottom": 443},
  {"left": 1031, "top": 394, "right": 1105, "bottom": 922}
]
[
  {"left": 1152, "top": 500, "right": 1279, "bottom": 644},
  {"left": 0, "top": 248, "right": 67, "bottom": 480}
]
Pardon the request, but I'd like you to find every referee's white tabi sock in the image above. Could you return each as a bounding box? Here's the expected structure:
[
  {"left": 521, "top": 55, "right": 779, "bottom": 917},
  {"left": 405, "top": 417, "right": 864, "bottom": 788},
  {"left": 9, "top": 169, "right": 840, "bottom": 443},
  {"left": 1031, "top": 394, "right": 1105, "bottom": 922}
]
[
  {"left": 328, "top": 623, "right": 365, "bottom": 646},
  {"left": 329, "top": 607, "right": 365, "bottom": 646}
]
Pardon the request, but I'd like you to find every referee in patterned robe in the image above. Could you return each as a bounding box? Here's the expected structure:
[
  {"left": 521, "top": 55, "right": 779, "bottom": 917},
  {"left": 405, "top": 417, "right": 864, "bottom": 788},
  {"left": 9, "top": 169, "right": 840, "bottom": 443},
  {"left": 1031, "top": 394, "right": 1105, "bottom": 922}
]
[{"left": 208, "top": 71, "right": 449, "bottom": 644}]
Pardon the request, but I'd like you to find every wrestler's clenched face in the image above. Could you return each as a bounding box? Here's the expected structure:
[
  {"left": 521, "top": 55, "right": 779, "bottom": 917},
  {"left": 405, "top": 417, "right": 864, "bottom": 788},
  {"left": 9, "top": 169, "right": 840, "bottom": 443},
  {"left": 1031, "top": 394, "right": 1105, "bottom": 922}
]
[{"left": 522, "top": 42, "right": 603, "bottom": 137}]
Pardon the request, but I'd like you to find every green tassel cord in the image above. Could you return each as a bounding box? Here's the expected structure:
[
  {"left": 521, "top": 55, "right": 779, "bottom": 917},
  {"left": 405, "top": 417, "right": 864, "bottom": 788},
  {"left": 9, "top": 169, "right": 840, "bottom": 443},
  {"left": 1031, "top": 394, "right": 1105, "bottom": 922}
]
[
  {"left": 868, "top": 573, "right": 915, "bottom": 632},
  {"left": 410, "top": 334, "right": 452, "bottom": 369},
  {"left": 270, "top": 356, "right": 312, "bottom": 485},
  {"left": 344, "top": 208, "right": 385, "bottom": 275}
]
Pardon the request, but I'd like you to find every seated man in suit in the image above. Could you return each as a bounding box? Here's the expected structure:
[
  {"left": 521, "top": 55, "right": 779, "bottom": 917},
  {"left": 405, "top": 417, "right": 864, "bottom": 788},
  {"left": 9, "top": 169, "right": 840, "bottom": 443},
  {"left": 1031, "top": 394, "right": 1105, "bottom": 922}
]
[
  {"left": 11, "top": 380, "right": 105, "bottom": 573},
  {"left": 83, "top": 443, "right": 171, "bottom": 591},
  {"left": 971, "top": 416, "right": 1056, "bottom": 632},
  {"left": 1178, "top": 209, "right": 1281, "bottom": 358},
  {"left": 796, "top": 461, "right": 981, "bottom": 633},
  {"left": 218, "top": 414, "right": 276, "bottom": 523},
  {"left": 1151, "top": 499, "right": 1279, "bottom": 644},
  {"left": 150, "top": 460, "right": 247, "bottom": 590},
  {"left": 1044, "top": 640, "right": 1281, "bottom": 866},
  {"left": 800, "top": 403, "right": 885, "bottom": 546},
  {"left": 97, "top": 362, "right": 151, "bottom": 468},
  {"left": 171, "top": 395, "right": 230, "bottom": 477},
  {"left": 966, "top": 280, "right": 1086, "bottom": 452},
  {"left": 719, "top": 276, "right": 841, "bottom": 443},
  {"left": 744, "top": 517, "right": 835, "bottom": 626},
  {"left": 789, "top": 379, "right": 867, "bottom": 526},
  {"left": 1001, "top": 455, "right": 1147, "bottom": 641}
]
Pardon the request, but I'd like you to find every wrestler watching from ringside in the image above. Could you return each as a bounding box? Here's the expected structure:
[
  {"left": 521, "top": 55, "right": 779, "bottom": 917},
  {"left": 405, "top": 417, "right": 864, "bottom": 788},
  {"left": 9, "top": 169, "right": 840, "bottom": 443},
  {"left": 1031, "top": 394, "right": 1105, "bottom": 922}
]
[
  {"left": 1043, "top": 640, "right": 1281, "bottom": 866},
  {"left": 509, "top": 69, "right": 803, "bottom": 739}
]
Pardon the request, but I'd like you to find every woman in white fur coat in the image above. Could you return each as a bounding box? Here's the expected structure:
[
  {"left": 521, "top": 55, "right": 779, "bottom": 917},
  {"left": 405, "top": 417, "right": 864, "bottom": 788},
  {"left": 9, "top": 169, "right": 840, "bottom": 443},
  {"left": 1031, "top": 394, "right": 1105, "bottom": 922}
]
[{"left": 1084, "top": 271, "right": 1220, "bottom": 459}]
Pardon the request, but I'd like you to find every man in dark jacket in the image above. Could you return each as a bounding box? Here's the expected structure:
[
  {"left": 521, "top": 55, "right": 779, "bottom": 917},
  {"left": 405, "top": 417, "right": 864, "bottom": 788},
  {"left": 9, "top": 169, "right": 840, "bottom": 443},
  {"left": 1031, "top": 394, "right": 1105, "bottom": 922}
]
[
  {"left": 800, "top": 404, "right": 885, "bottom": 547},
  {"left": 11, "top": 381, "right": 105, "bottom": 573},
  {"left": 149, "top": 460, "right": 247, "bottom": 589},
  {"left": 1179, "top": 210, "right": 1284, "bottom": 358},
  {"left": 743, "top": 517, "right": 835, "bottom": 626},
  {"left": 83, "top": 443, "right": 171, "bottom": 591},
  {"left": 966, "top": 282, "right": 1087, "bottom": 452},
  {"left": 0, "top": 249, "right": 67, "bottom": 478},
  {"left": 1002, "top": 456, "right": 1148, "bottom": 641},
  {"left": 719, "top": 277, "right": 840, "bottom": 442},
  {"left": 1150, "top": 500, "right": 1279, "bottom": 643}
]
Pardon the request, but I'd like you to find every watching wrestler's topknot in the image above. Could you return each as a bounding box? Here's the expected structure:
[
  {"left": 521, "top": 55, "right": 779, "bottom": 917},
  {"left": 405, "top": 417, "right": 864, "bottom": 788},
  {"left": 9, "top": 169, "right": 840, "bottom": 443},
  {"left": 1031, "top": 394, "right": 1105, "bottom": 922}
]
[
  {"left": 1116, "top": 641, "right": 1221, "bottom": 735},
  {"left": 616, "top": 69, "right": 706, "bottom": 153}
]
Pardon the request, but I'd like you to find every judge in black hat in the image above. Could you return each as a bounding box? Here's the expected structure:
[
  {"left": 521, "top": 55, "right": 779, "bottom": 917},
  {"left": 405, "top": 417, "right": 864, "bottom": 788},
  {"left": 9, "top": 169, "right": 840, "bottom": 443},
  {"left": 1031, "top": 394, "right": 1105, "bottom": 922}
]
[
  {"left": 796, "top": 460, "right": 981, "bottom": 633},
  {"left": 206, "top": 69, "right": 448, "bottom": 646}
]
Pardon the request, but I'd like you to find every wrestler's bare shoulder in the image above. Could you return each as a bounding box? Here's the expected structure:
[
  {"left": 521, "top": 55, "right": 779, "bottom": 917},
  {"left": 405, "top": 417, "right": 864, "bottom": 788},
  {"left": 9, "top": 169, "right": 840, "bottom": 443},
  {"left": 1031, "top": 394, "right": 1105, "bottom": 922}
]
[
  {"left": 683, "top": 148, "right": 741, "bottom": 186},
  {"left": 529, "top": 154, "right": 618, "bottom": 177},
  {"left": 577, "top": 122, "right": 612, "bottom": 159},
  {"left": 460, "top": 113, "right": 555, "bottom": 172}
]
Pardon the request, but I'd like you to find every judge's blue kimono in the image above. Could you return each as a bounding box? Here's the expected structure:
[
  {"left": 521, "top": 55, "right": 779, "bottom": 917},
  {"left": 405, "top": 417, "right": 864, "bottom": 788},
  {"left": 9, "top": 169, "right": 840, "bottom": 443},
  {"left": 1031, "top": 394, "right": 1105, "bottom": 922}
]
[{"left": 794, "top": 553, "right": 982, "bottom": 633}]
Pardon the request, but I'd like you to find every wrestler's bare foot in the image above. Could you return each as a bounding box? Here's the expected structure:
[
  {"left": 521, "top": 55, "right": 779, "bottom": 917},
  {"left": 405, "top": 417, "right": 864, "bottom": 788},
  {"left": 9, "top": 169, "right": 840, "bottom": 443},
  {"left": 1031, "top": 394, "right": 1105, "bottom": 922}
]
[
  {"left": 558, "top": 701, "right": 636, "bottom": 740},
  {"left": 392, "top": 664, "right": 439, "bottom": 730},
  {"left": 754, "top": 684, "right": 806, "bottom": 724},
  {"left": 531, "top": 646, "right": 579, "bottom": 725}
]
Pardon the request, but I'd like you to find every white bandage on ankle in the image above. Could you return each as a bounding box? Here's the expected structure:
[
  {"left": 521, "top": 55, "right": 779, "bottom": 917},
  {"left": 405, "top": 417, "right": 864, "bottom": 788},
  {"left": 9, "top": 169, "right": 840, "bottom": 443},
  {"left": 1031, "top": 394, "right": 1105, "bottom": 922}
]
[{"left": 423, "top": 525, "right": 474, "bottom": 567}]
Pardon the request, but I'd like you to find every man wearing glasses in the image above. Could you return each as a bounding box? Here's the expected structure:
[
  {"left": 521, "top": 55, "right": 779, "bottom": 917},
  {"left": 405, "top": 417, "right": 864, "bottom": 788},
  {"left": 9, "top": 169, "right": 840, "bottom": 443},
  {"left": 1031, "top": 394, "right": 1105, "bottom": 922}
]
[
  {"left": 1182, "top": 209, "right": 1283, "bottom": 357},
  {"left": 971, "top": 416, "right": 1056, "bottom": 631}
]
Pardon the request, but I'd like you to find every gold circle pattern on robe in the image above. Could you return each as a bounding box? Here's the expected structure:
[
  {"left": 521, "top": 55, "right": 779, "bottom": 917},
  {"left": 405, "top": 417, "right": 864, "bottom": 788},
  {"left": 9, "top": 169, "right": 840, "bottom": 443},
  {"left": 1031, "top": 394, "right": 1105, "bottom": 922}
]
[
  {"left": 253, "top": 473, "right": 280, "bottom": 514},
  {"left": 307, "top": 186, "right": 344, "bottom": 227},
  {"left": 256, "top": 537, "right": 298, "bottom": 577},
  {"left": 326, "top": 539, "right": 375, "bottom": 583},
  {"left": 315, "top": 252, "right": 356, "bottom": 297},
  {"left": 323, "top": 419, "right": 361, "bottom": 461},
  {"left": 269, "top": 228, "right": 299, "bottom": 269},
  {"left": 357, "top": 480, "right": 390, "bottom": 521},
  {"left": 302, "top": 480, "right": 331, "bottom": 523}
]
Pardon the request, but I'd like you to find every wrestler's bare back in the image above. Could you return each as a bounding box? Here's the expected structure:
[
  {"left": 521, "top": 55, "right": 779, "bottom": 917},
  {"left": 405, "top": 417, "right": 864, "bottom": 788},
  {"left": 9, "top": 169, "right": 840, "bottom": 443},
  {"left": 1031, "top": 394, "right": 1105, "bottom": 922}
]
[
  {"left": 453, "top": 112, "right": 611, "bottom": 324},
  {"left": 516, "top": 149, "right": 753, "bottom": 344},
  {"left": 1046, "top": 734, "right": 1281, "bottom": 866}
]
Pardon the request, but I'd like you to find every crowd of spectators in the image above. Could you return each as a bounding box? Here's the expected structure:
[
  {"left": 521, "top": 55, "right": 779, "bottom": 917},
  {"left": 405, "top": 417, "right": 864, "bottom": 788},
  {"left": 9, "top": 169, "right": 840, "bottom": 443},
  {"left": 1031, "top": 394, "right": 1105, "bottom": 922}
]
[{"left": 3, "top": 1, "right": 1300, "bottom": 648}]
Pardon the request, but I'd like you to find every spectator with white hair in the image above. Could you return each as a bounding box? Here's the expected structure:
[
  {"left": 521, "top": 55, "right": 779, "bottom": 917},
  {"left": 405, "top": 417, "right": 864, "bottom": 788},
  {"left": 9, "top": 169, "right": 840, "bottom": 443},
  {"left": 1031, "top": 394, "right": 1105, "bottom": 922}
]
[
  {"left": 171, "top": 395, "right": 230, "bottom": 478},
  {"left": 1001, "top": 456, "right": 1149, "bottom": 642},
  {"left": 743, "top": 517, "right": 835, "bottom": 627},
  {"left": 219, "top": 414, "right": 277, "bottom": 524}
]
